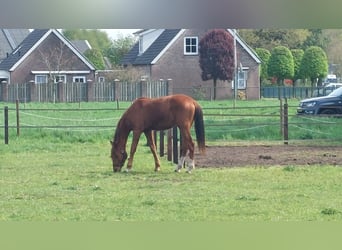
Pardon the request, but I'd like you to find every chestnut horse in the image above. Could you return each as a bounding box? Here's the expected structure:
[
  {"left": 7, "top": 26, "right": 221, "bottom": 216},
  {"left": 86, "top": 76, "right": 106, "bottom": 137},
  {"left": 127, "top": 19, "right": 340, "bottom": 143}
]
[{"left": 110, "top": 94, "right": 206, "bottom": 173}]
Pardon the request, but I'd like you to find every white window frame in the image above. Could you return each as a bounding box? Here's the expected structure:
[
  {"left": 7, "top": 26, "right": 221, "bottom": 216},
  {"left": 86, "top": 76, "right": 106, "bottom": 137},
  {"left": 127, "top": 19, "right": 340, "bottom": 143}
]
[
  {"left": 73, "top": 76, "right": 86, "bottom": 83},
  {"left": 232, "top": 70, "right": 248, "bottom": 90},
  {"left": 54, "top": 75, "right": 67, "bottom": 83},
  {"left": 35, "top": 74, "right": 48, "bottom": 84},
  {"left": 238, "top": 70, "right": 247, "bottom": 89},
  {"left": 184, "top": 37, "right": 198, "bottom": 55}
]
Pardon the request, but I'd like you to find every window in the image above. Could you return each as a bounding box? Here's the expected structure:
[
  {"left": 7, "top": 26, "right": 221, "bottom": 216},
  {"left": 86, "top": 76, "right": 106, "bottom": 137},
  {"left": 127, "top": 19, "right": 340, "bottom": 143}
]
[
  {"left": 232, "top": 70, "right": 247, "bottom": 90},
  {"left": 238, "top": 71, "right": 247, "bottom": 89},
  {"left": 139, "top": 36, "right": 143, "bottom": 55},
  {"left": 73, "top": 76, "right": 86, "bottom": 83},
  {"left": 184, "top": 37, "right": 198, "bottom": 55},
  {"left": 98, "top": 76, "right": 105, "bottom": 83},
  {"left": 35, "top": 75, "right": 48, "bottom": 84},
  {"left": 54, "top": 75, "right": 66, "bottom": 83}
]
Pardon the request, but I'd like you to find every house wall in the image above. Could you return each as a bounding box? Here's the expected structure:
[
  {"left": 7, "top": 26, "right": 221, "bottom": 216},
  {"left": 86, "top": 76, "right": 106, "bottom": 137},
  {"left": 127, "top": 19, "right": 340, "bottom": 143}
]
[
  {"left": 150, "top": 29, "right": 260, "bottom": 100},
  {"left": 10, "top": 32, "right": 95, "bottom": 83}
]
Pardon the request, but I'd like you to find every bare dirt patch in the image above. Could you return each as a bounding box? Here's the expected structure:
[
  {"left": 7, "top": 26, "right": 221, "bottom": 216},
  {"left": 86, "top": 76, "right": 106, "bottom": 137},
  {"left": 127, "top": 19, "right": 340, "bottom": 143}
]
[{"left": 195, "top": 145, "right": 342, "bottom": 168}]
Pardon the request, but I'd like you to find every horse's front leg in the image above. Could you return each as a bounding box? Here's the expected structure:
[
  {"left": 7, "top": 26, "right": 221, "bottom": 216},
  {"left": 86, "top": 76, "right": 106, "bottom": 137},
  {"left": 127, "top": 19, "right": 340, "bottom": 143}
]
[
  {"left": 144, "top": 130, "right": 161, "bottom": 171},
  {"left": 126, "top": 130, "right": 141, "bottom": 171}
]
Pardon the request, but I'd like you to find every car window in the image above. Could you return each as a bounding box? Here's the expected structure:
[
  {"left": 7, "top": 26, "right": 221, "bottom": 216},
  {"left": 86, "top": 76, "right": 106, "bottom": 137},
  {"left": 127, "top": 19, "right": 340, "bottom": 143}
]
[{"left": 328, "top": 87, "right": 342, "bottom": 97}]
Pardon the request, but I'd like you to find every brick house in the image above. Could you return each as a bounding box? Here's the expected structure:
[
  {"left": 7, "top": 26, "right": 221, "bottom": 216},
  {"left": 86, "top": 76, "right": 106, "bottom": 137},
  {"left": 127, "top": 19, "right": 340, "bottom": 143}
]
[
  {"left": 121, "top": 29, "right": 261, "bottom": 100},
  {"left": 0, "top": 29, "right": 96, "bottom": 85}
]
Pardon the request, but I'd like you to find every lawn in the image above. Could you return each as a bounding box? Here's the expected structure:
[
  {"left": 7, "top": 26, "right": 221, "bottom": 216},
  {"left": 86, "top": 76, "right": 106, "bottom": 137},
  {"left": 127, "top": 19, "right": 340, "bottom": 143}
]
[
  {"left": 1, "top": 99, "right": 342, "bottom": 222},
  {"left": 1, "top": 138, "right": 342, "bottom": 222}
]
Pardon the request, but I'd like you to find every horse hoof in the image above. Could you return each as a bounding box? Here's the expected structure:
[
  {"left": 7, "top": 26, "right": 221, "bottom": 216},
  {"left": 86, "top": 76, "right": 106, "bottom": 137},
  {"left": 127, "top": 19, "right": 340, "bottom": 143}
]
[
  {"left": 155, "top": 168, "right": 160, "bottom": 172},
  {"left": 174, "top": 169, "right": 180, "bottom": 173}
]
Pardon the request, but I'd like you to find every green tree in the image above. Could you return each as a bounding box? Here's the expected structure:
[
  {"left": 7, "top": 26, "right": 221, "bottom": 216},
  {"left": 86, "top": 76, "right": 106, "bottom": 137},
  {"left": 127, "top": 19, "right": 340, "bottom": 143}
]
[
  {"left": 255, "top": 48, "right": 271, "bottom": 85},
  {"left": 63, "top": 29, "right": 112, "bottom": 53},
  {"left": 84, "top": 49, "right": 105, "bottom": 70},
  {"left": 63, "top": 29, "right": 113, "bottom": 69},
  {"left": 267, "top": 46, "right": 294, "bottom": 85},
  {"left": 300, "top": 46, "right": 328, "bottom": 87},
  {"left": 239, "top": 29, "right": 310, "bottom": 51},
  {"left": 106, "top": 35, "right": 136, "bottom": 65},
  {"left": 199, "top": 29, "right": 234, "bottom": 100},
  {"left": 290, "top": 49, "right": 304, "bottom": 85},
  {"left": 323, "top": 29, "right": 342, "bottom": 77},
  {"left": 302, "top": 29, "right": 329, "bottom": 50}
]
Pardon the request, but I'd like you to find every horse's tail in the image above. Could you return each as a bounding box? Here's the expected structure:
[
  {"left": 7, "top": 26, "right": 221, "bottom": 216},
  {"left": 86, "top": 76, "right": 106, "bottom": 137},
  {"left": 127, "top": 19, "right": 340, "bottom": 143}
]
[{"left": 194, "top": 103, "right": 206, "bottom": 155}]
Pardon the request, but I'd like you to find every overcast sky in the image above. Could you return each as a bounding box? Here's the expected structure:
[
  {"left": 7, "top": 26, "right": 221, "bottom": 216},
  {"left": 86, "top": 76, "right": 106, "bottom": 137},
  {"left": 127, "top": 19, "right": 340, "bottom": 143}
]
[{"left": 102, "top": 29, "right": 140, "bottom": 39}]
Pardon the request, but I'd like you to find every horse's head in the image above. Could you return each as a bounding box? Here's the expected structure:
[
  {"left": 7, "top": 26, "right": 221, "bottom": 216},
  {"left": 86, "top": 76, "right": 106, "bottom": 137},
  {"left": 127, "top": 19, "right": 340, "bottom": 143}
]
[{"left": 110, "top": 141, "right": 128, "bottom": 172}]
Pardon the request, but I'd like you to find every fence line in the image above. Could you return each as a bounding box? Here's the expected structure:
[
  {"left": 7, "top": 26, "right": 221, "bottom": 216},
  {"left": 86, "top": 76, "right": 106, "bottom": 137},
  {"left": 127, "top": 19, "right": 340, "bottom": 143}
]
[
  {"left": 3, "top": 102, "right": 342, "bottom": 165},
  {"left": 0, "top": 79, "right": 171, "bottom": 103},
  {"left": 2, "top": 80, "right": 338, "bottom": 103}
]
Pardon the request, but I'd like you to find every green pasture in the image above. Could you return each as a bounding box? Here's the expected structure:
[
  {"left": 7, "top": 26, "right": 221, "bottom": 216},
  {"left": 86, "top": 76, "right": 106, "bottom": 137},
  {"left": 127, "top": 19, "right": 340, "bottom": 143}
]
[
  {"left": 1, "top": 99, "right": 342, "bottom": 222},
  {"left": 1, "top": 139, "right": 342, "bottom": 221}
]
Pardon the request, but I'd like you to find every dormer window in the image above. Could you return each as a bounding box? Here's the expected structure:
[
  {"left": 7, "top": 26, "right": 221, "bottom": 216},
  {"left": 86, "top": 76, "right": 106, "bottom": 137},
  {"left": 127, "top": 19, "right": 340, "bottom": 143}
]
[
  {"left": 139, "top": 36, "right": 144, "bottom": 55},
  {"left": 184, "top": 37, "right": 198, "bottom": 55}
]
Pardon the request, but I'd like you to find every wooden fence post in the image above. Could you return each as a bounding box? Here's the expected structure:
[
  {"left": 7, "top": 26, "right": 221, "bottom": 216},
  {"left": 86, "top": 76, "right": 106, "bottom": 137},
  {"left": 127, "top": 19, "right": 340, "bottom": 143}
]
[
  {"left": 279, "top": 98, "right": 283, "bottom": 136},
  {"left": 172, "top": 126, "right": 178, "bottom": 164},
  {"left": 4, "top": 106, "right": 8, "bottom": 144},
  {"left": 114, "top": 79, "right": 120, "bottom": 101},
  {"left": 16, "top": 100, "right": 20, "bottom": 136},
  {"left": 159, "top": 130, "right": 165, "bottom": 157},
  {"left": 140, "top": 79, "right": 147, "bottom": 97},
  {"left": 167, "top": 129, "right": 172, "bottom": 161},
  {"left": 29, "top": 80, "right": 37, "bottom": 102},
  {"left": 1, "top": 81, "right": 8, "bottom": 102},
  {"left": 283, "top": 99, "right": 289, "bottom": 145},
  {"left": 166, "top": 79, "right": 173, "bottom": 95}
]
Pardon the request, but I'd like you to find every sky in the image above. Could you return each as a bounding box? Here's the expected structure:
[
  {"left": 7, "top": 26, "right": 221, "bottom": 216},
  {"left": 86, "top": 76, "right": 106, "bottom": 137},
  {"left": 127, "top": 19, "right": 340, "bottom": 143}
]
[{"left": 102, "top": 29, "right": 140, "bottom": 39}]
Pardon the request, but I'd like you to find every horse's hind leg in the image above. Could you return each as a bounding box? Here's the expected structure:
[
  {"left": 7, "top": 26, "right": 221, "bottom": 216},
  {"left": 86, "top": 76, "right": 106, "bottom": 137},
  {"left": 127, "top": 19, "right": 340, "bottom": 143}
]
[
  {"left": 175, "top": 129, "right": 195, "bottom": 173},
  {"left": 144, "top": 130, "right": 161, "bottom": 171},
  {"left": 185, "top": 139, "right": 195, "bottom": 173}
]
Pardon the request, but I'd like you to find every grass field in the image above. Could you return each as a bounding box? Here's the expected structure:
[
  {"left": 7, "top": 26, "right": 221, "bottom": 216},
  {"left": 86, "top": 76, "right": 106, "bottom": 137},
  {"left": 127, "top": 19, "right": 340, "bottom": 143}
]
[
  {"left": 1, "top": 139, "right": 342, "bottom": 221},
  {"left": 1, "top": 99, "right": 342, "bottom": 221}
]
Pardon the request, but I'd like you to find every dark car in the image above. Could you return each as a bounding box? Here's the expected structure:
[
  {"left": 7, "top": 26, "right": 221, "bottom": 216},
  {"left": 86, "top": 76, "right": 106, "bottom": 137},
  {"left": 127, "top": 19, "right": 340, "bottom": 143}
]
[{"left": 297, "top": 87, "right": 342, "bottom": 115}]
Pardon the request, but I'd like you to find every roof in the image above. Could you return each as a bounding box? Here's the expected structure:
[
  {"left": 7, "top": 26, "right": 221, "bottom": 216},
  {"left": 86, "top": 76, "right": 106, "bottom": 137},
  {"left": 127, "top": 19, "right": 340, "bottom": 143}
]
[
  {"left": 121, "top": 29, "right": 261, "bottom": 65},
  {"left": 121, "top": 29, "right": 182, "bottom": 65},
  {"left": 227, "top": 29, "right": 261, "bottom": 64},
  {"left": 0, "top": 29, "right": 30, "bottom": 61},
  {"left": 0, "top": 29, "right": 95, "bottom": 71},
  {"left": 71, "top": 40, "right": 92, "bottom": 54}
]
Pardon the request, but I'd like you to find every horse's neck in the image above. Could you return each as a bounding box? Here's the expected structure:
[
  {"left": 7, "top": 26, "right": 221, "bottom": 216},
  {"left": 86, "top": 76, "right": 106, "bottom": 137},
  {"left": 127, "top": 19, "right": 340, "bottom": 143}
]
[{"left": 114, "top": 119, "right": 130, "bottom": 150}]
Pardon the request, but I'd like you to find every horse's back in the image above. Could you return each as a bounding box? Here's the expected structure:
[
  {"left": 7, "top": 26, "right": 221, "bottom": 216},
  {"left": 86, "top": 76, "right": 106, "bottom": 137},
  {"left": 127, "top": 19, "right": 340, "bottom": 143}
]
[
  {"left": 133, "top": 94, "right": 195, "bottom": 110},
  {"left": 125, "top": 94, "right": 197, "bottom": 130}
]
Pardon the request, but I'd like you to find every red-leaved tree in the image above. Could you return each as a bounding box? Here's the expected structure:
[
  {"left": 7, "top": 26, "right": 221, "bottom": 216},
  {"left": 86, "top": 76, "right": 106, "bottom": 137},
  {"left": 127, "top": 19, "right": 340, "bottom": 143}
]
[{"left": 199, "top": 29, "right": 235, "bottom": 100}]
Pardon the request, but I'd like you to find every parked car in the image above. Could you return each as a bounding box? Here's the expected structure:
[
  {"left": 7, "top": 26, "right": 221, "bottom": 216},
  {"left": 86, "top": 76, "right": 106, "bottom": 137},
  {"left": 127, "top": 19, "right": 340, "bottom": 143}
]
[
  {"left": 312, "top": 83, "right": 342, "bottom": 97},
  {"left": 297, "top": 87, "right": 342, "bottom": 115}
]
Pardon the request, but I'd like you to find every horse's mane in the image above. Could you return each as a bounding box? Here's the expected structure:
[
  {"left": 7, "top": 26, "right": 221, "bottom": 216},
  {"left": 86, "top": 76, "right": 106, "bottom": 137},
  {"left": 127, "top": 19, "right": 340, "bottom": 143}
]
[{"left": 113, "top": 118, "right": 123, "bottom": 144}]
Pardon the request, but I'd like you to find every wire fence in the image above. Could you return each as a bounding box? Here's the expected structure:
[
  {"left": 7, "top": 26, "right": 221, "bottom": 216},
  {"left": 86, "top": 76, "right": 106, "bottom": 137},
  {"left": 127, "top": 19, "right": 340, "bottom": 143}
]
[{"left": 2, "top": 100, "right": 342, "bottom": 150}]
